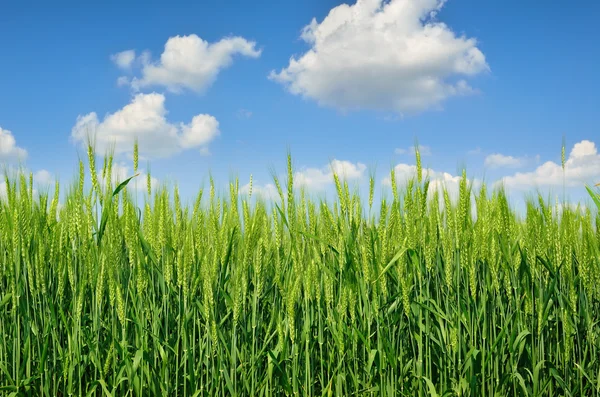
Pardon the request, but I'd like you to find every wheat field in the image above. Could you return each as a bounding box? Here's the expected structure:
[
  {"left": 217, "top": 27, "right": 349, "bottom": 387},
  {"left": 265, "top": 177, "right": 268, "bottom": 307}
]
[{"left": 1, "top": 143, "right": 599, "bottom": 396}]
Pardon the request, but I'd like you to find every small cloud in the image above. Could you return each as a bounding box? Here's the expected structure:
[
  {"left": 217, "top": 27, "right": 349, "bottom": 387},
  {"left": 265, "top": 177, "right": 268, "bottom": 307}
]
[
  {"left": 378, "top": 114, "right": 402, "bottom": 122},
  {"left": 295, "top": 159, "right": 367, "bottom": 190},
  {"left": 240, "top": 181, "right": 279, "bottom": 200},
  {"left": 124, "top": 34, "right": 261, "bottom": 94},
  {"left": 484, "top": 153, "right": 526, "bottom": 169},
  {"left": 237, "top": 109, "right": 253, "bottom": 119},
  {"left": 110, "top": 50, "right": 136, "bottom": 69},
  {"left": 117, "top": 76, "right": 130, "bottom": 87},
  {"left": 395, "top": 145, "right": 432, "bottom": 156},
  {"left": 468, "top": 147, "right": 482, "bottom": 155},
  {"left": 0, "top": 180, "right": 6, "bottom": 200},
  {"left": 0, "top": 126, "right": 27, "bottom": 162},
  {"left": 34, "top": 169, "right": 53, "bottom": 186},
  {"left": 484, "top": 152, "right": 541, "bottom": 169}
]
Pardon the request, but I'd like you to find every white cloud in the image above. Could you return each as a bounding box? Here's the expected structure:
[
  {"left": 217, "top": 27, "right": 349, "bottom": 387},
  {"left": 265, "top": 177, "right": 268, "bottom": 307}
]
[
  {"left": 179, "top": 114, "right": 220, "bottom": 149},
  {"left": 71, "top": 92, "right": 220, "bottom": 158},
  {"left": 111, "top": 50, "right": 136, "bottom": 69},
  {"left": 0, "top": 167, "right": 55, "bottom": 200},
  {"left": 127, "top": 34, "right": 261, "bottom": 94},
  {"left": 237, "top": 109, "right": 253, "bottom": 119},
  {"left": 468, "top": 147, "right": 482, "bottom": 155},
  {"left": 0, "top": 126, "right": 27, "bottom": 162},
  {"left": 240, "top": 181, "right": 279, "bottom": 200},
  {"left": 557, "top": 201, "right": 587, "bottom": 215},
  {"left": 34, "top": 169, "right": 53, "bottom": 186},
  {"left": 270, "top": 0, "right": 488, "bottom": 114},
  {"left": 484, "top": 153, "right": 526, "bottom": 169},
  {"left": 382, "top": 162, "right": 480, "bottom": 200},
  {"left": 330, "top": 159, "right": 367, "bottom": 179},
  {"left": 395, "top": 145, "right": 432, "bottom": 156},
  {"left": 294, "top": 168, "right": 332, "bottom": 190},
  {"left": 379, "top": 114, "right": 402, "bottom": 122},
  {"left": 295, "top": 159, "right": 367, "bottom": 190},
  {"left": 117, "top": 76, "right": 130, "bottom": 87},
  {"left": 500, "top": 140, "right": 600, "bottom": 189},
  {"left": 198, "top": 147, "right": 211, "bottom": 156}
]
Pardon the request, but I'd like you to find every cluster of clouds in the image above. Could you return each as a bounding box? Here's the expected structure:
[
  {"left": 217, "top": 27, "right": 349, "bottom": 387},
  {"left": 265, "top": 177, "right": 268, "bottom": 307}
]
[
  {"left": 295, "top": 159, "right": 367, "bottom": 190},
  {"left": 0, "top": 166, "right": 55, "bottom": 201},
  {"left": 499, "top": 140, "right": 600, "bottom": 190},
  {"left": 385, "top": 140, "right": 600, "bottom": 197},
  {"left": 381, "top": 162, "right": 480, "bottom": 202},
  {"left": 240, "top": 159, "right": 368, "bottom": 199},
  {"left": 243, "top": 156, "right": 477, "bottom": 205},
  {"left": 2, "top": 0, "right": 598, "bottom": 206},
  {"left": 73, "top": 34, "right": 261, "bottom": 160},
  {"left": 241, "top": 139, "right": 600, "bottom": 205},
  {"left": 72, "top": 0, "right": 489, "bottom": 160}
]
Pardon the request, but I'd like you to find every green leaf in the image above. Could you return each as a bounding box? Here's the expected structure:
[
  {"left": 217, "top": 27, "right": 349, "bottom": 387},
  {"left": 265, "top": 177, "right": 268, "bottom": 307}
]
[
  {"left": 0, "top": 293, "right": 11, "bottom": 308},
  {"left": 373, "top": 239, "right": 408, "bottom": 285},
  {"left": 138, "top": 228, "right": 158, "bottom": 267},
  {"left": 267, "top": 350, "right": 292, "bottom": 394},
  {"left": 367, "top": 349, "right": 377, "bottom": 374},
  {"left": 422, "top": 376, "right": 440, "bottom": 397},
  {"left": 132, "top": 349, "right": 144, "bottom": 372},
  {"left": 274, "top": 203, "right": 289, "bottom": 231},
  {"left": 297, "top": 230, "right": 339, "bottom": 255},
  {"left": 585, "top": 185, "right": 600, "bottom": 210},
  {"left": 112, "top": 173, "right": 139, "bottom": 197},
  {"left": 96, "top": 379, "right": 114, "bottom": 396},
  {"left": 96, "top": 198, "right": 111, "bottom": 247}
]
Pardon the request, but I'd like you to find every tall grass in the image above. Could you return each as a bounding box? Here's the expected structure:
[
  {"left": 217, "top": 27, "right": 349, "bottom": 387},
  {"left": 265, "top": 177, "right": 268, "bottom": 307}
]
[{"left": 1, "top": 143, "right": 599, "bottom": 396}]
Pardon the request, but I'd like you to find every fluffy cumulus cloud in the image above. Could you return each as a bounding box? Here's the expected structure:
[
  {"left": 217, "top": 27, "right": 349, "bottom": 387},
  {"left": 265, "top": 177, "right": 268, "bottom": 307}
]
[
  {"left": 111, "top": 50, "right": 136, "bottom": 69},
  {"left": 34, "top": 169, "right": 54, "bottom": 186},
  {"left": 71, "top": 92, "right": 220, "bottom": 158},
  {"left": 122, "top": 34, "right": 261, "bottom": 94},
  {"left": 395, "top": 145, "right": 432, "bottom": 156},
  {"left": 295, "top": 159, "right": 367, "bottom": 190},
  {"left": 270, "top": 0, "right": 488, "bottom": 114},
  {"left": 0, "top": 126, "right": 27, "bottom": 162},
  {"left": 500, "top": 140, "right": 600, "bottom": 189}
]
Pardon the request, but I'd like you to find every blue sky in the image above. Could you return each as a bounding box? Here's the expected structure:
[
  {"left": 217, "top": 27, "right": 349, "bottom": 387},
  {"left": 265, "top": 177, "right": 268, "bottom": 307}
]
[{"left": 0, "top": 0, "right": 599, "bottom": 208}]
